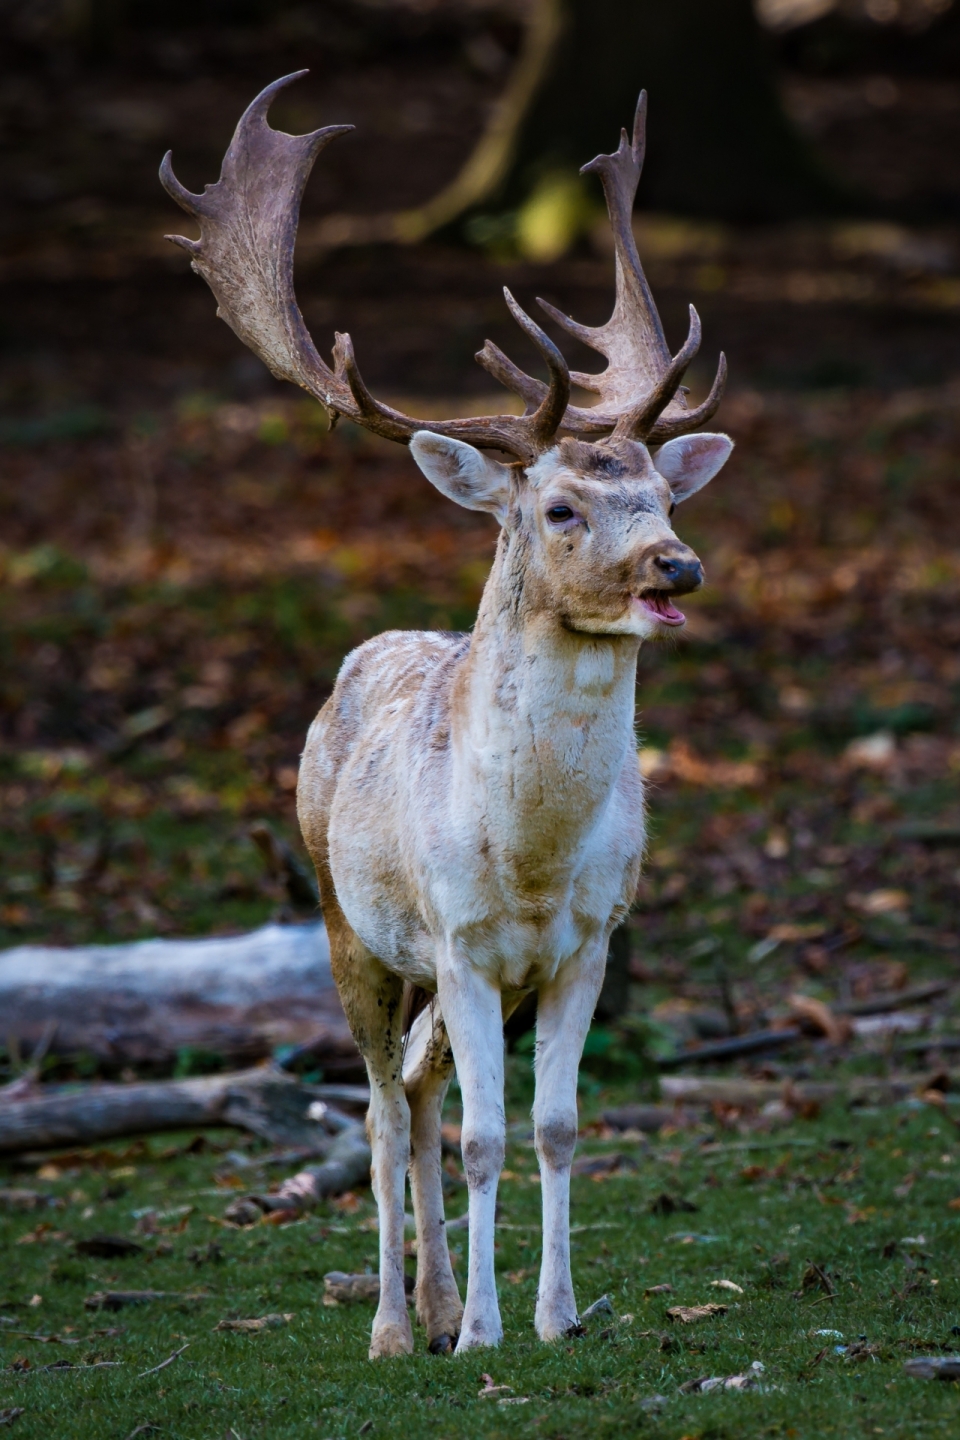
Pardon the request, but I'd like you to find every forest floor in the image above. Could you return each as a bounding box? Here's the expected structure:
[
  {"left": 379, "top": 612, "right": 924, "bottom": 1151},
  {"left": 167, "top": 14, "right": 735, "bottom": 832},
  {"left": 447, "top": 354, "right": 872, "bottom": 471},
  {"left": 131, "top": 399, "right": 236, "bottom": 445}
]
[
  {"left": 3, "top": 359, "right": 960, "bottom": 1437},
  {"left": 3, "top": 15, "right": 960, "bottom": 1435},
  {"left": 2, "top": 1096, "right": 960, "bottom": 1439}
]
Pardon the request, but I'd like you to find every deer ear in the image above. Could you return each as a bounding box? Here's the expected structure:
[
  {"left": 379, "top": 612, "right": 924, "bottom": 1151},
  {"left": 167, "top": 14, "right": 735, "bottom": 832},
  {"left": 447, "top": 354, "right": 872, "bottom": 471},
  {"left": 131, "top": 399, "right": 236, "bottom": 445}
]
[
  {"left": 654, "top": 433, "right": 733, "bottom": 502},
  {"left": 410, "top": 432, "right": 512, "bottom": 521}
]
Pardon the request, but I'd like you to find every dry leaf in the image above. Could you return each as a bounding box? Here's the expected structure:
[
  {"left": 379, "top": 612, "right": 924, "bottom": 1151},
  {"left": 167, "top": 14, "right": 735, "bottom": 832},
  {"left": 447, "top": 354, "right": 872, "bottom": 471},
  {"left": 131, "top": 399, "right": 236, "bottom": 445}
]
[
  {"left": 847, "top": 888, "right": 909, "bottom": 917},
  {"left": 710, "top": 1279, "right": 744, "bottom": 1294},
  {"left": 788, "top": 994, "right": 852, "bottom": 1045},
  {"left": 766, "top": 922, "right": 827, "bottom": 944},
  {"left": 844, "top": 731, "right": 896, "bottom": 770},
  {"left": 478, "top": 1374, "right": 513, "bottom": 1398},
  {"left": 329, "top": 1192, "right": 362, "bottom": 1214},
  {"left": 214, "top": 1313, "right": 293, "bottom": 1333},
  {"left": 665, "top": 1304, "right": 728, "bottom": 1324}
]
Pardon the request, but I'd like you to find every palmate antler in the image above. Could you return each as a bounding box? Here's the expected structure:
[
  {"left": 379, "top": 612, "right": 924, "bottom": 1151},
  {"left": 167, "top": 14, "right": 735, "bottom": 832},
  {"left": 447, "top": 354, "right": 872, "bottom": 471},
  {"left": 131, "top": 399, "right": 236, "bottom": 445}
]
[
  {"left": 479, "top": 93, "right": 726, "bottom": 446},
  {"left": 160, "top": 73, "right": 723, "bottom": 462}
]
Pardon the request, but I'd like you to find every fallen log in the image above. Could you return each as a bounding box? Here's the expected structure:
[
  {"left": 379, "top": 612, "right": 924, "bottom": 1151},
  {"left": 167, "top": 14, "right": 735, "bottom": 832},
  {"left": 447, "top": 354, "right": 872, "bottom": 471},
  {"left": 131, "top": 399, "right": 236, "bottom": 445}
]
[
  {"left": 0, "top": 1067, "right": 353, "bottom": 1155},
  {"left": 223, "top": 1126, "right": 373, "bottom": 1222},
  {"left": 658, "top": 1028, "right": 802, "bottom": 1069},
  {"left": 0, "top": 920, "right": 361, "bottom": 1074},
  {"left": 659, "top": 1070, "right": 960, "bottom": 1108}
]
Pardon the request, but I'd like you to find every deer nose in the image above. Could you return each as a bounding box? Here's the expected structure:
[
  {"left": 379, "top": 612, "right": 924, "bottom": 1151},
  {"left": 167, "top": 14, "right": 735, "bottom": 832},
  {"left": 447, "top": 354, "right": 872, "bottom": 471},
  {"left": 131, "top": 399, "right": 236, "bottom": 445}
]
[{"left": 653, "top": 552, "right": 703, "bottom": 594}]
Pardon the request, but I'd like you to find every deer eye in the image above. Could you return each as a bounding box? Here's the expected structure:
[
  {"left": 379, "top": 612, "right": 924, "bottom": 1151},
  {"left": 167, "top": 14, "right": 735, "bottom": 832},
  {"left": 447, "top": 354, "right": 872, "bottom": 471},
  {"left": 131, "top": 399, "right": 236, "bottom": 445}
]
[
  {"left": 668, "top": 501, "right": 676, "bottom": 518},
  {"left": 546, "top": 504, "right": 575, "bottom": 524}
]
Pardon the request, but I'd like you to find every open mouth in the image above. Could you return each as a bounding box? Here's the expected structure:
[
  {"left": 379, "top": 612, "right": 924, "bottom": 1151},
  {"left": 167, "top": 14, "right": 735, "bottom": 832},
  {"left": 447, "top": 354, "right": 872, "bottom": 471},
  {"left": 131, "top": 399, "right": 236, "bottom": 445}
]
[{"left": 634, "top": 591, "right": 686, "bottom": 627}]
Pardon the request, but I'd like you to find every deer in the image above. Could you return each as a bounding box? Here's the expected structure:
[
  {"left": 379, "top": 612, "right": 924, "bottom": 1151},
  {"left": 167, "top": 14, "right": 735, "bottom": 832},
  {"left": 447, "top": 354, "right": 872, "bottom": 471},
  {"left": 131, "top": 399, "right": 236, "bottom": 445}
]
[{"left": 161, "top": 72, "right": 733, "bottom": 1359}]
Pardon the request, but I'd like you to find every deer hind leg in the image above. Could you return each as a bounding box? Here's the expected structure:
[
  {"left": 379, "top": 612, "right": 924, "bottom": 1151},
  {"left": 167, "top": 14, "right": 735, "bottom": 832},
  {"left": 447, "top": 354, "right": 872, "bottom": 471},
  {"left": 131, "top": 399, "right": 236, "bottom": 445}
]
[
  {"left": 402, "top": 1000, "right": 462, "bottom": 1353},
  {"left": 533, "top": 944, "right": 607, "bottom": 1342},
  {"left": 325, "top": 910, "right": 413, "bottom": 1359}
]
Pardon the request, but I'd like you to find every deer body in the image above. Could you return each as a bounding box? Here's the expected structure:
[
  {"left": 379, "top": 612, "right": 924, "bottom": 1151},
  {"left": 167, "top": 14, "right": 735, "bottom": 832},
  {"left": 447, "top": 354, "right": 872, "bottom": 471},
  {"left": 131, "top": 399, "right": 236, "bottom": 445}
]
[
  {"left": 303, "top": 607, "right": 643, "bottom": 997},
  {"left": 162, "top": 73, "right": 734, "bottom": 1356}
]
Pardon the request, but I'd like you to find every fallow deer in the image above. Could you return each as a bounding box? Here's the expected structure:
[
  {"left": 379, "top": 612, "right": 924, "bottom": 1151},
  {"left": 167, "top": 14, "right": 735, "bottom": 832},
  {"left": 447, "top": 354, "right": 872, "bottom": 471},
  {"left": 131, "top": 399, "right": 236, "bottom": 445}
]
[{"left": 161, "top": 73, "right": 733, "bottom": 1358}]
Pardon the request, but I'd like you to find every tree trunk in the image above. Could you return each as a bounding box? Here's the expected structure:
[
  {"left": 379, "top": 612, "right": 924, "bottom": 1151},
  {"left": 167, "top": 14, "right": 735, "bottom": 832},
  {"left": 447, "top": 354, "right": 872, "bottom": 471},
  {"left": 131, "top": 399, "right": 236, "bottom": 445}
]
[{"left": 493, "top": 0, "right": 840, "bottom": 222}]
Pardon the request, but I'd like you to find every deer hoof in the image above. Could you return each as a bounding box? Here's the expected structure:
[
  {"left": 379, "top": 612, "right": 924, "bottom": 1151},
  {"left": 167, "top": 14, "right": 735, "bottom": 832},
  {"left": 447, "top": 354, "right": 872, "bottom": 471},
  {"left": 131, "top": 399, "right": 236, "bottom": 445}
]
[
  {"left": 428, "top": 1333, "right": 456, "bottom": 1355},
  {"left": 368, "top": 1321, "right": 414, "bottom": 1359}
]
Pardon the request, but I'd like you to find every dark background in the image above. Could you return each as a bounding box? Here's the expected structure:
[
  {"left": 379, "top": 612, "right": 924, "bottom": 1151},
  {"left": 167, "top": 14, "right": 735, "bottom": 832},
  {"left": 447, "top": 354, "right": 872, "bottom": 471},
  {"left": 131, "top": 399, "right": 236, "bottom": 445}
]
[{"left": 4, "top": 0, "right": 960, "bottom": 414}]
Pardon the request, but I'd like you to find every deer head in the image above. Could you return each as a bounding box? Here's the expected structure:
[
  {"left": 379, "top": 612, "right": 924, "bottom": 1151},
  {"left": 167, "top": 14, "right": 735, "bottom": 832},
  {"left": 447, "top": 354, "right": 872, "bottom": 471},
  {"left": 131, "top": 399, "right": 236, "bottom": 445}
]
[
  {"left": 411, "top": 430, "right": 730, "bottom": 638},
  {"left": 161, "top": 74, "right": 732, "bottom": 633}
]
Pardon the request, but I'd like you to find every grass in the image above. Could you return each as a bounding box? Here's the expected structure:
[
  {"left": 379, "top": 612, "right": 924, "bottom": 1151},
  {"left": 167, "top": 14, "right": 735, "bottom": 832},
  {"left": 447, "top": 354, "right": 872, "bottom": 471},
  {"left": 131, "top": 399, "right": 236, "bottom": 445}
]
[
  {"left": 2, "top": 391, "right": 960, "bottom": 1434},
  {"left": 3, "top": 1093, "right": 960, "bottom": 1439}
]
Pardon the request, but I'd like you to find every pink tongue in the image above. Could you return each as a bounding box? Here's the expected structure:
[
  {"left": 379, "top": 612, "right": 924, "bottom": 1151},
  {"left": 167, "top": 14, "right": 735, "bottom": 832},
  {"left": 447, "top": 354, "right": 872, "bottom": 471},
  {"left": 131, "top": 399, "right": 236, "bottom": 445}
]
[{"left": 642, "top": 594, "right": 685, "bottom": 625}]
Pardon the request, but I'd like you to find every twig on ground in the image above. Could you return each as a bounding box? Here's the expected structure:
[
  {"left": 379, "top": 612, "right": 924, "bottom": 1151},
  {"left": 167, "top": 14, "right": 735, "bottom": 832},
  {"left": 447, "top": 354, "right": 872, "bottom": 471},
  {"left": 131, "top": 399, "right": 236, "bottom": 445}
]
[
  {"left": 838, "top": 981, "right": 951, "bottom": 1016},
  {"left": 658, "top": 1027, "right": 801, "bottom": 1069},
  {"left": 136, "top": 1343, "right": 190, "bottom": 1379},
  {"left": 3, "top": 1331, "right": 80, "bottom": 1344}
]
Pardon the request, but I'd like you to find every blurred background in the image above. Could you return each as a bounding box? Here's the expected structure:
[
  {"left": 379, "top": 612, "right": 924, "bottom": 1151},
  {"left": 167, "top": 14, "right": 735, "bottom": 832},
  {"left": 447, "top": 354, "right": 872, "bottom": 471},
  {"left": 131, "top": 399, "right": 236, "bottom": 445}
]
[{"left": 2, "top": 0, "right": 959, "bottom": 1074}]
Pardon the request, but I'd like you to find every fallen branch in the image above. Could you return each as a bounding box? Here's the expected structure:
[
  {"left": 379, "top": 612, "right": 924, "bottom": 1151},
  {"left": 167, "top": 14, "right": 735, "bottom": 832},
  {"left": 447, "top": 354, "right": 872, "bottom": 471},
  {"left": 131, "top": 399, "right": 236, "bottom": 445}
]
[
  {"left": 323, "top": 1273, "right": 413, "bottom": 1304},
  {"left": 904, "top": 1355, "right": 960, "bottom": 1380},
  {"left": 837, "top": 980, "right": 951, "bottom": 1016},
  {"left": 136, "top": 1343, "right": 190, "bottom": 1379},
  {"left": 0, "top": 1067, "right": 351, "bottom": 1155},
  {"left": 223, "top": 1124, "right": 372, "bottom": 1222},
  {"left": 658, "top": 1028, "right": 801, "bottom": 1069},
  {"left": 660, "top": 1070, "right": 960, "bottom": 1108}
]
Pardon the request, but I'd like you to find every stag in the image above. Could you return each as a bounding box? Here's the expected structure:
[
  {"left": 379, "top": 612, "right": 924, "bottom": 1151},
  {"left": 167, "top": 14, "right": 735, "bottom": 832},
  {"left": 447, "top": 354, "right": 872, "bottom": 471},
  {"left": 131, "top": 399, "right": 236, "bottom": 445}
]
[{"left": 161, "top": 73, "right": 733, "bottom": 1358}]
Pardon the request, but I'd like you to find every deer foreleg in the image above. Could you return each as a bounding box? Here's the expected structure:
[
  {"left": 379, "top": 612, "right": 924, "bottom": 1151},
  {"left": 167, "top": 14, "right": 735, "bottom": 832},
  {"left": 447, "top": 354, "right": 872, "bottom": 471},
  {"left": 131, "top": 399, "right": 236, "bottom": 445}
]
[
  {"left": 436, "top": 955, "right": 505, "bottom": 1351},
  {"left": 533, "top": 944, "right": 607, "bottom": 1341}
]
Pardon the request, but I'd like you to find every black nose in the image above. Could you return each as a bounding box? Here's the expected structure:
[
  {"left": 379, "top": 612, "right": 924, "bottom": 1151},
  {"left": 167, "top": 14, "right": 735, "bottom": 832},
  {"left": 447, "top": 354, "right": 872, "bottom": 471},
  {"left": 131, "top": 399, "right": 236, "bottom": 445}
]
[{"left": 653, "top": 553, "right": 704, "bottom": 594}]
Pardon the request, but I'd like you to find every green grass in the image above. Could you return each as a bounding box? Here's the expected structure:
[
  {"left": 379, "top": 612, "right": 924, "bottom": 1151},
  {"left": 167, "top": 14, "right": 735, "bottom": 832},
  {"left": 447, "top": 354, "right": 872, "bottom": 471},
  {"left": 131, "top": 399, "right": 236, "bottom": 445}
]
[{"left": 3, "top": 1098, "right": 960, "bottom": 1438}]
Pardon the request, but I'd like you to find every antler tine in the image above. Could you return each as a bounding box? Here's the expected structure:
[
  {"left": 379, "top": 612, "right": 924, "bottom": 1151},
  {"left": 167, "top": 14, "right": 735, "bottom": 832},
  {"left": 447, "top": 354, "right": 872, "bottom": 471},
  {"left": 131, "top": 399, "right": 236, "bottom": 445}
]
[
  {"left": 611, "top": 305, "right": 701, "bottom": 442},
  {"left": 475, "top": 339, "right": 546, "bottom": 413},
  {"left": 332, "top": 332, "right": 423, "bottom": 444},
  {"left": 648, "top": 353, "right": 728, "bottom": 444},
  {"left": 501, "top": 288, "right": 570, "bottom": 445},
  {"left": 535, "top": 295, "right": 596, "bottom": 350},
  {"left": 578, "top": 90, "right": 671, "bottom": 381}
]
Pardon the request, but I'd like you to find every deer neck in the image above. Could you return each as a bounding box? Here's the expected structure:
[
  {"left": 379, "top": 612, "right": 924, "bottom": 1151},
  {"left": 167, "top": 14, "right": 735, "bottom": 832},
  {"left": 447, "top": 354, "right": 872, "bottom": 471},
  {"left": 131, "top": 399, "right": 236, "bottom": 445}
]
[{"left": 452, "top": 534, "right": 640, "bottom": 848}]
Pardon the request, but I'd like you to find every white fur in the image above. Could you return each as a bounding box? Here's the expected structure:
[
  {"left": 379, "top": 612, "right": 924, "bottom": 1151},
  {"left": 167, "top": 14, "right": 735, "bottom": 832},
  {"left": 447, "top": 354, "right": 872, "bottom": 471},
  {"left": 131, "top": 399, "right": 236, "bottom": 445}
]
[{"left": 299, "top": 429, "right": 728, "bottom": 1355}]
